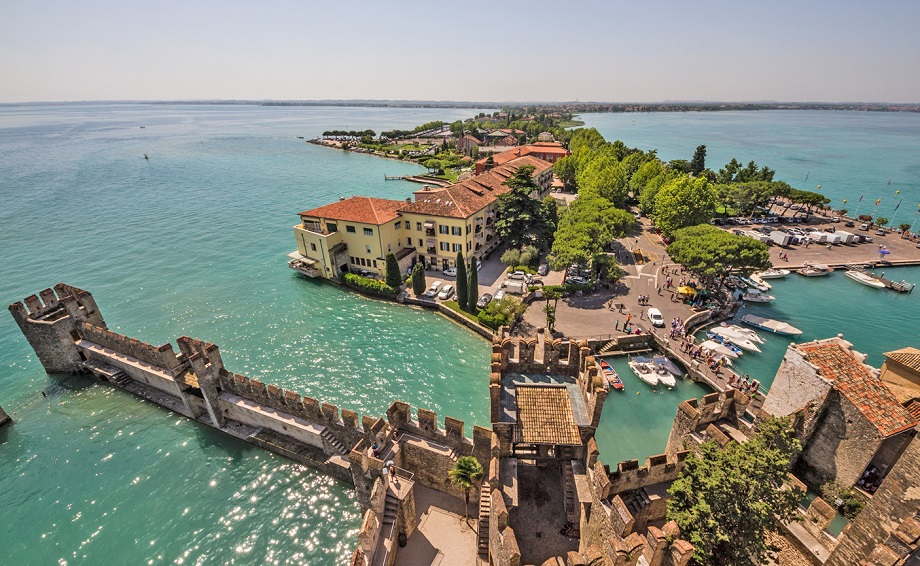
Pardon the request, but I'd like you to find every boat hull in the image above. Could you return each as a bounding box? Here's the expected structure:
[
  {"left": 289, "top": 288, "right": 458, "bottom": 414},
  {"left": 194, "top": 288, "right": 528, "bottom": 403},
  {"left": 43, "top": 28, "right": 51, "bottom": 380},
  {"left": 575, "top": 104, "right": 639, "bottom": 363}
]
[
  {"left": 629, "top": 362, "right": 659, "bottom": 386},
  {"left": 845, "top": 271, "right": 886, "bottom": 289}
]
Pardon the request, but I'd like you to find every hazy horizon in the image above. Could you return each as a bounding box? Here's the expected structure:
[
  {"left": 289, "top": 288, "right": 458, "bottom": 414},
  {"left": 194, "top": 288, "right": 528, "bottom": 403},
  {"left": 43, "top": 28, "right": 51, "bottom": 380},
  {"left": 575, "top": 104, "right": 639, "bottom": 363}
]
[{"left": 2, "top": 0, "right": 919, "bottom": 104}]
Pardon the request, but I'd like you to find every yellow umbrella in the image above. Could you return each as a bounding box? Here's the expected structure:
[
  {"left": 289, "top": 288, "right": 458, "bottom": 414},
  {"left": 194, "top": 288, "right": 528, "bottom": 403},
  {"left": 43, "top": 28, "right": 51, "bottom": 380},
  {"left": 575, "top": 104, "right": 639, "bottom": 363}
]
[{"left": 677, "top": 286, "right": 697, "bottom": 295}]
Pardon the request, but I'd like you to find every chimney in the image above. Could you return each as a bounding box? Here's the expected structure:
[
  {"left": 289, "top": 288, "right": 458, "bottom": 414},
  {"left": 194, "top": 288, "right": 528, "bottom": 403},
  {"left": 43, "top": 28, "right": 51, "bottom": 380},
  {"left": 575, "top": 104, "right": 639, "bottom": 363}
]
[
  {"left": 405, "top": 197, "right": 411, "bottom": 204},
  {"left": 424, "top": 186, "right": 430, "bottom": 191}
]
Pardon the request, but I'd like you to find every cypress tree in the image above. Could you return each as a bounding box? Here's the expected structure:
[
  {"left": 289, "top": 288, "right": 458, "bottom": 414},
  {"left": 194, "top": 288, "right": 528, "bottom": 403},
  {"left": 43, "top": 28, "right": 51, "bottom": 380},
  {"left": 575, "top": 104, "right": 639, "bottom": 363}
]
[
  {"left": 411, "top": 262, "right": 426, "bottom": 296},
  {"left": 456, "top": 252, "right": 468, "bottom": 311},
  {"left": 385, "top": 253, "right": 402, "bottom": 288},
  {"left": 467, "top": 256, "right": 479, "bottom": 313}
]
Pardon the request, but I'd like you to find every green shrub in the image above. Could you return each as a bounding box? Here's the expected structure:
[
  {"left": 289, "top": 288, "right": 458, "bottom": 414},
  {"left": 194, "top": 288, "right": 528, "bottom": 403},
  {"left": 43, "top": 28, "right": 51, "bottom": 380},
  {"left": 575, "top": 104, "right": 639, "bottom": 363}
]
[
  {"left": 477, "top": 296, "right": 524, "bottom": 330},
  {"left": 511, "top": 265, "right": 536, "bottom": 275},
  {"left": 340, "top": 273, "right": 398, "bottom": 299}
]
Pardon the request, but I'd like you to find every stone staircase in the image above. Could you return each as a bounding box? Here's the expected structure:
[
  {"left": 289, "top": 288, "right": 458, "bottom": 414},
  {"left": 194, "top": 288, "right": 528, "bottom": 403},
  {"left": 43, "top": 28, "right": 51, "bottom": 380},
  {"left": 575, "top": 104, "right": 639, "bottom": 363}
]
[
  {"left": 111, "top": 370, "right": 132, "bottom": 387},
  {"left": 477, "top": 479, "right": 491, "bottom": 559},
  {"left": 320, "top": 428, "right": 347, "bottom": 456},
  {"left": 371, "top": 491, "right": 400, "bottom": 566},
  {"left": 626, "top": 488, "right": 651, "bottom": 516}
]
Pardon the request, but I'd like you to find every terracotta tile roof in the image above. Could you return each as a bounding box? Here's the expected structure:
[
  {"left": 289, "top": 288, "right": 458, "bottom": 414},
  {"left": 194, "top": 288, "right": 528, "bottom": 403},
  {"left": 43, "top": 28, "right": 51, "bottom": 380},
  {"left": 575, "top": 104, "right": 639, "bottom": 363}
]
[
  {"left": 299, "top": 197, "right": 406, "bottom": 225},
  {"left": 475, "top": 143, "right": 570, "bottom": 169},
  {"left": 885, "top": 347, "right": 920, "bottom": 373},
  {"left": 399, "top": 157, "right": 552, "bottom": 218},
  {"left": 907, "top": 400, "right": 920, "bottom": 423},
  {"left": 800, "top": 342, "right": 918, "bottom": 437},
  {"left": 514, "top": 385, "right": 582, "bottom": 445}
]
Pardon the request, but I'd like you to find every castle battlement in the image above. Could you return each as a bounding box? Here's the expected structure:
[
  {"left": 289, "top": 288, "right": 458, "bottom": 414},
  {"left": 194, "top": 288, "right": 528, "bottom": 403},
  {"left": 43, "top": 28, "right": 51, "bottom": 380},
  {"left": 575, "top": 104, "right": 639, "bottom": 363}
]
[{"left": 602, "top": 451, "right": 690, "bottom": 498}]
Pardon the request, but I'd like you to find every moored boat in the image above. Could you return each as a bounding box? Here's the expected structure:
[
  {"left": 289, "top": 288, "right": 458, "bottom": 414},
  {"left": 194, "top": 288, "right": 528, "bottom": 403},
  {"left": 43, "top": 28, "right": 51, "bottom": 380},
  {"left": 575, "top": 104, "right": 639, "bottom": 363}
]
[
  {"left": 756, "top": 268, "right": 790, "bottom": 279},
  {"left": 797, "top": 262, "right": 833, "bottom": 277},
  {"left": 700, "top": 339, "right": 740, "bottom": 359},
  {"left": 845, "top": 270, "right": 886, "bottom": 289},
  {"left": 651, "top": 356, "right": 682, "bottom": 389},
  {"left": 599, "top": 359, "right": 625, "bottom": 391},
  {"left": 706, "top": 332, "right": 745, "bottom": 355},
  {"left": 709, "top": 327, "right": 762, "bottom": 352},
  {"left": 740, "top": 289, "right": 776, "bottom": 303},
  {"left": 628, "top": 356, "right": 660, "bottom": 387},
  {"left": 721, "top": 323, "right": 765, "bottom": 344},
  {"left": 740, "top": 314, "right": 803, "bottom": 335}
]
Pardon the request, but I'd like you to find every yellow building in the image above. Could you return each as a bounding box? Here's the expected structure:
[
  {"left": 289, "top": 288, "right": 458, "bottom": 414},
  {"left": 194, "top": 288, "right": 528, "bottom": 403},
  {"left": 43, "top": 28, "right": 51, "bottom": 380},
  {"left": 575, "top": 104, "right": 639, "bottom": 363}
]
[
  {"left": 290, "top": 197, "right": 416, "bottom": 279},
  {"left": 289, "top": 156, "right": 554, "bottom": 280}
]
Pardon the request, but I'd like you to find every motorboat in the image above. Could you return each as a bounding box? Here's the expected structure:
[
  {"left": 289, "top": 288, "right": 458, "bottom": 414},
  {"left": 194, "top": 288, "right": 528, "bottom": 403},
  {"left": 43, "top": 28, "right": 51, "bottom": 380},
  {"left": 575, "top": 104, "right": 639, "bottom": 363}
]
[
  {"left": 741, "top": 276, "right": 771, "bottom": 292},
  {"left": 740, "top": 314, "right": 803, "bottom": 336},
  {"left": 797, "top": 263, "right": 833, "bottom": 277},
  {"left": 700, "top": 340, "right": 740, "bottom": 359},
  {"left": 740, "top": 289, "right": 776, "bottom": 303},
  {"left": 756, "top": 268, "right": 790, "bottom": 279},
  {"left": 628, "top": 356, "right": 660, "bottom": 387},
  {"left": 598, "top": 359, "right": 625, "bottom": 391},
  {"left": 706, "top": 332, "right": 745, "bottom": 355},
  {"left": 651, "top": 356, "right": 682, "bottom": 388},
  {"left": 720, "top": 323, "right": 765, "bottom": 344},
  {"left": 709, "top": 327, "right": 762, "bottom": 352},
  {"left": 845, "top": 270, "right": 886, "bottom": 289}
]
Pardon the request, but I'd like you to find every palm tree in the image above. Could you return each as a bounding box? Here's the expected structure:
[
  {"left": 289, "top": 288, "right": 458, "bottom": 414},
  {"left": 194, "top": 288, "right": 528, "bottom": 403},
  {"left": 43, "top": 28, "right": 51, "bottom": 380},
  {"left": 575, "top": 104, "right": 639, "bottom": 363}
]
[{"left": 449, "top": 456, "right": 484, "bottom": 525}]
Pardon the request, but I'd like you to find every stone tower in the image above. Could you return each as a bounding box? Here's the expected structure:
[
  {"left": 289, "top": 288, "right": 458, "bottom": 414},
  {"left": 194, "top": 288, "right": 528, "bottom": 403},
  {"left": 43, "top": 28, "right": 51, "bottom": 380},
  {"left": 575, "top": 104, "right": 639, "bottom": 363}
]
[{"left": 8, "top": 283, "right": 105, "bottom": 373}]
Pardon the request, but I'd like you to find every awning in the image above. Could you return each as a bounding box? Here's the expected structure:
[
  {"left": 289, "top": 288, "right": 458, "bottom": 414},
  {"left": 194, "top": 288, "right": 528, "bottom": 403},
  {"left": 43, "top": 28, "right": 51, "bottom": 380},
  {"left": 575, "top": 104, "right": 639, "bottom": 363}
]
[
  {"left": 423, "top": 221, "right": 435, "bottom": 229},
  {"left": 678, "top": 286, "right": 697, "bottom": 295}
]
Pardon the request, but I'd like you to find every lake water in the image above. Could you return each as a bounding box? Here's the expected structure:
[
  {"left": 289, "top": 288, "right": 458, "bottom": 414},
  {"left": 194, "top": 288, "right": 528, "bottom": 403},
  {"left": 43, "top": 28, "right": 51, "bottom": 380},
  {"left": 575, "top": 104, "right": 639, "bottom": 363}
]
[{"left": 1, "top": 105, "right": 918, "bottom": 564}]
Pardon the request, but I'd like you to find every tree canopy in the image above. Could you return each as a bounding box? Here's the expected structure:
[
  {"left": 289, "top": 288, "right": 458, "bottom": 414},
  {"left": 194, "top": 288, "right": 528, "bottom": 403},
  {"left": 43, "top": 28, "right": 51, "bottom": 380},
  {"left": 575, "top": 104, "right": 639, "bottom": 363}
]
[
  {"left": 495, "top": 165, "right": 556, "bottom": 249},
  {"left": 667, "top": 416, "right": 803, "bottom": 566},
  {"left": 666, "top": 224, "right": 772, "bottom": 277},
  {"left": 717, "top": 158, "right": 775, "bottom": 184},
  {"left": 653, "top": 175, "right": 716, "bottom": 236},
  {"left": 550, "top": 195, "right": 635, "bottom": 270},
  {"left": 689, "top": 145, "right": 707, "bottom": 176}
]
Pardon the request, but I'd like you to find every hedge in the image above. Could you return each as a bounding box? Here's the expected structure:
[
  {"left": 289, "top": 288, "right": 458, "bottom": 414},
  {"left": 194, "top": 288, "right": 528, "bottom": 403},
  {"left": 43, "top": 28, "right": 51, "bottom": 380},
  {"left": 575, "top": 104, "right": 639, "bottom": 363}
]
[{"left": 340, "top": 273, "right": 398, "bottom": 299}]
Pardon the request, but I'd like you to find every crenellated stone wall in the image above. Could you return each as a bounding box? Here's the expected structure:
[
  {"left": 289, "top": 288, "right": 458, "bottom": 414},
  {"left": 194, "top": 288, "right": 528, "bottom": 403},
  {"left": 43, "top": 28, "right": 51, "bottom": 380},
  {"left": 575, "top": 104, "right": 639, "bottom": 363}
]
[
  {"left": 665, "top": 389, "right": 752, "bottom": 456},
  {"left": 602, "top": 452, "right": 689, "bottom": 498},
  {"left": 79, "top": 323, "right": 183, "bottom": 372}
]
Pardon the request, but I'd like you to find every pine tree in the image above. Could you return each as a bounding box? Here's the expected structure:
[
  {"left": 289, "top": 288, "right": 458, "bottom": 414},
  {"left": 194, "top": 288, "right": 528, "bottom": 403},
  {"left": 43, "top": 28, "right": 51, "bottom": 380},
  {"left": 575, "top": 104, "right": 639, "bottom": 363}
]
[
  {"left": 384, "top": 253, "right": 401, "bottom": 288},
  {"left": 455, "top": 252, "right": 468, "bottom": 311},
  {"left": 467, "top": 256, "right": 479, "bottom": 313},
  {"left": 411, "top": 262, "right": 426, "bottom": 296},
  {"left": 689, "top": 145, "right": 707, "bottom": 176}
]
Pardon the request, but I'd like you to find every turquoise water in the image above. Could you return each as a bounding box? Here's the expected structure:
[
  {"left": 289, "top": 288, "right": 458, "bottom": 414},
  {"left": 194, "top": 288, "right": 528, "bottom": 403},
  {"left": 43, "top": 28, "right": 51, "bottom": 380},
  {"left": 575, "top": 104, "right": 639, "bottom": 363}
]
[
  {"left": 2, "top": 106, "right": 919, "bottom": 564},
  {"left": 582, "top": 110, "right": 920, "bottom": 216},
  {"left": 0, "top": 104, "right": 492, "bottom": 565}
]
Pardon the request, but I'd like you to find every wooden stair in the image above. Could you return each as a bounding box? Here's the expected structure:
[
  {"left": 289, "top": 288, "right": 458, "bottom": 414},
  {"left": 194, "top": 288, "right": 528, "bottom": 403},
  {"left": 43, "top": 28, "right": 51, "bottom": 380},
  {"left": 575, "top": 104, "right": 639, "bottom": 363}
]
[{"left": 477, "top": 480, "right": 491, "bottom": 559}]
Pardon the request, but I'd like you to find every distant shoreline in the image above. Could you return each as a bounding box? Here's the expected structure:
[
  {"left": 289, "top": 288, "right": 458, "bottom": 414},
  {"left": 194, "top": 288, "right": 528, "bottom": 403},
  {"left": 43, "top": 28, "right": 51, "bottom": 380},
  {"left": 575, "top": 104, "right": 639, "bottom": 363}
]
[{"left": 2, "top": 100, "right": 918, "bottom": 113}]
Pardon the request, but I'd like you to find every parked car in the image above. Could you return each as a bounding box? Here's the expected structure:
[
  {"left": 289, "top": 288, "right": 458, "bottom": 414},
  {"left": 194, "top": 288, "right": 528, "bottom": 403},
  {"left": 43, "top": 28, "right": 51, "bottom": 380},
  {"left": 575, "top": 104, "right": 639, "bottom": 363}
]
[
  {"left": 859, "top": 223, "right": 870, "bottom": 231},
  {"left": 844, "top": 221, "right": 855, "bottom": 227},
  {"left": 442, "top": 267, "right": 457, "bottom": 277},
  {"left": 875, "top": 229, "right": 886, "bottom": 236},
  {"left": 537, "top": 264, "right": 549, "bottom": 276},
  {"left": 831, "top": 216, "right": 840, "bottom": 222},
  {"left": 424, "top": 281, "right": 443, "bottom": 298},
  {"left": 567, "top": 276, "right": 589, "bottom": 285},
  {"left": 509, "top": 270, "right": 527, "bottom": 280},
  {"left": 476, "top": 293, "right": 493, "bottom": 308},
  {"left": 648, "top": 308, "right": 665, "bottom": 327},
  {"left": 437, "top": 285, "right": 455, "bottom": 300}
]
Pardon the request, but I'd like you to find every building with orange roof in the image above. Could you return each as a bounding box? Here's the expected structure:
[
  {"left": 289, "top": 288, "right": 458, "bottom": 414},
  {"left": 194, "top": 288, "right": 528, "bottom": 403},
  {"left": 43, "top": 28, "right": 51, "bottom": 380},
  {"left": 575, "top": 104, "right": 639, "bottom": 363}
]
[
  {"left": 291, "top": 196, "right": 417, "bottom": 280},
  {"left": 763, "top": 336, "right": 918, "bottom": 490},
  {"left": 291, "top": 157, "right": 554, "bottom": 279},
  {"left": 474, "top": 142, "right": 571, "bottom": 174}
]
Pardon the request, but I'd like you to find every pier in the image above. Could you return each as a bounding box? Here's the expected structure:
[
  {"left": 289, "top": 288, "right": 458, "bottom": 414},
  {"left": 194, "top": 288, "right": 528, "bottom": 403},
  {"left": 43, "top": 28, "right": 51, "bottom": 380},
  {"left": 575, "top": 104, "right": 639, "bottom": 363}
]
[
  {"left": 844, "top": 262, "right": 915, "bottom": 292},
  {"left": 384, "top": 174, "right": 451, "bottom": 187}
]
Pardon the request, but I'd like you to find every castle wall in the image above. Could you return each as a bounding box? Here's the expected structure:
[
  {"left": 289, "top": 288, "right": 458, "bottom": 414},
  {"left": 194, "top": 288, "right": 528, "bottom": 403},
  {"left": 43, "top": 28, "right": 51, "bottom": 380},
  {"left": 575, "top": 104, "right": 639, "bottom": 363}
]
[
  {"left": 794, "top": 389, "right": 883, "bottom": 488},
  {"left": 605, "top": 452, "right": 688, "bottom": 498},
  {"left": 826, "top": 432, "right": 920, "bottom": 566},
  {"left": 0, "top": 404, "right": 11, "bottom": 428},
  {"left": 77, "top": 341, "right": 185, "bottom": 398},
  {"left": 666, "top": 390, "right": 751, "bottom": 457},
  {"left": 219, "top": 392, "right": 325, "bottom": 449}
]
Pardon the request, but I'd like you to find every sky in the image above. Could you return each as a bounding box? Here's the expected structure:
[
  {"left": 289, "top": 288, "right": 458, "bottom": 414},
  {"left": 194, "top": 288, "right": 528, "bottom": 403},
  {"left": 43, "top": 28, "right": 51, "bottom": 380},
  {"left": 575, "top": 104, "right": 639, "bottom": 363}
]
[{"left": 1, "top": 0, "right": 919, "bottom": 104}]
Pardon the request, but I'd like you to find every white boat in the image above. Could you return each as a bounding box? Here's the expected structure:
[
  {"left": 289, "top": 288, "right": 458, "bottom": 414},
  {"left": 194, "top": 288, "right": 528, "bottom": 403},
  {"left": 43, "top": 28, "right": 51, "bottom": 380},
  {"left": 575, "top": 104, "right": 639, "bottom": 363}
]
[
  {"left": 700, "top": 340, "right": 740, "bottom": 359},
  {"left": 655, "top": 367, "right": 677, "bottom": 389},
  {"left": 748, "top": 274, "right": 772, "bottom": 291},
  {"left": 651, "top": 356, "right": 682, "bottom": 388},
  {"left": 757, "top": 268, "right": 790, "bottom": 279},
  {"left": 628, "top": 356, "right": 660, "bottom": 387},
  {"left": 709, "top": 327, "right": 762, "bottom": 352},
  {"left": 722, "top": 324, "right": 766, "bottom": 344},
  {"left": 740, "top": 314, "right": 803, "bottom": 336},
  {"left": 798, "top": 263, "right": 833, "bottom": 277},
  {"left": 845, "top": 270, "right": 886, "bottom": 289},
  {"left": 740, "top": 289, "right": 776, "bottom": 303}
]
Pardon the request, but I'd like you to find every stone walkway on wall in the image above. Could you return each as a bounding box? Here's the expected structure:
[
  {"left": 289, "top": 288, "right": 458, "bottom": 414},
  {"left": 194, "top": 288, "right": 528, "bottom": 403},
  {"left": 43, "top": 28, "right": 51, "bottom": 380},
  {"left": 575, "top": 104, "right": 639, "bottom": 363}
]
[{"left": 395, "top": 485, "right": 478, "bottom": 566}]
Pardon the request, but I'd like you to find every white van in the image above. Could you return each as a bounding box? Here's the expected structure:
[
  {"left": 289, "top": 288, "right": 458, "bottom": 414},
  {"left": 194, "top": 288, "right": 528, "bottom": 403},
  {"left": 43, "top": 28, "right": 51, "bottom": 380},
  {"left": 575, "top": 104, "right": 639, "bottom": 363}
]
[
  {"left": 425, "top": 281, "right": 443, "bottom": 298},
  {"left": 648, "top": 308, "right": 665, "bottom": 327}
]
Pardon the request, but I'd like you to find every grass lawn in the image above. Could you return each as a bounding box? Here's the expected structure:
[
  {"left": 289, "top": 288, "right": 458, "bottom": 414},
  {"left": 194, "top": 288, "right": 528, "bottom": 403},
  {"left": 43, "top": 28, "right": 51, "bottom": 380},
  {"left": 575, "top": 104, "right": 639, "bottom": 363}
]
[{"left": 442, "top": 300, "right": 479, "bottom": 322}]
